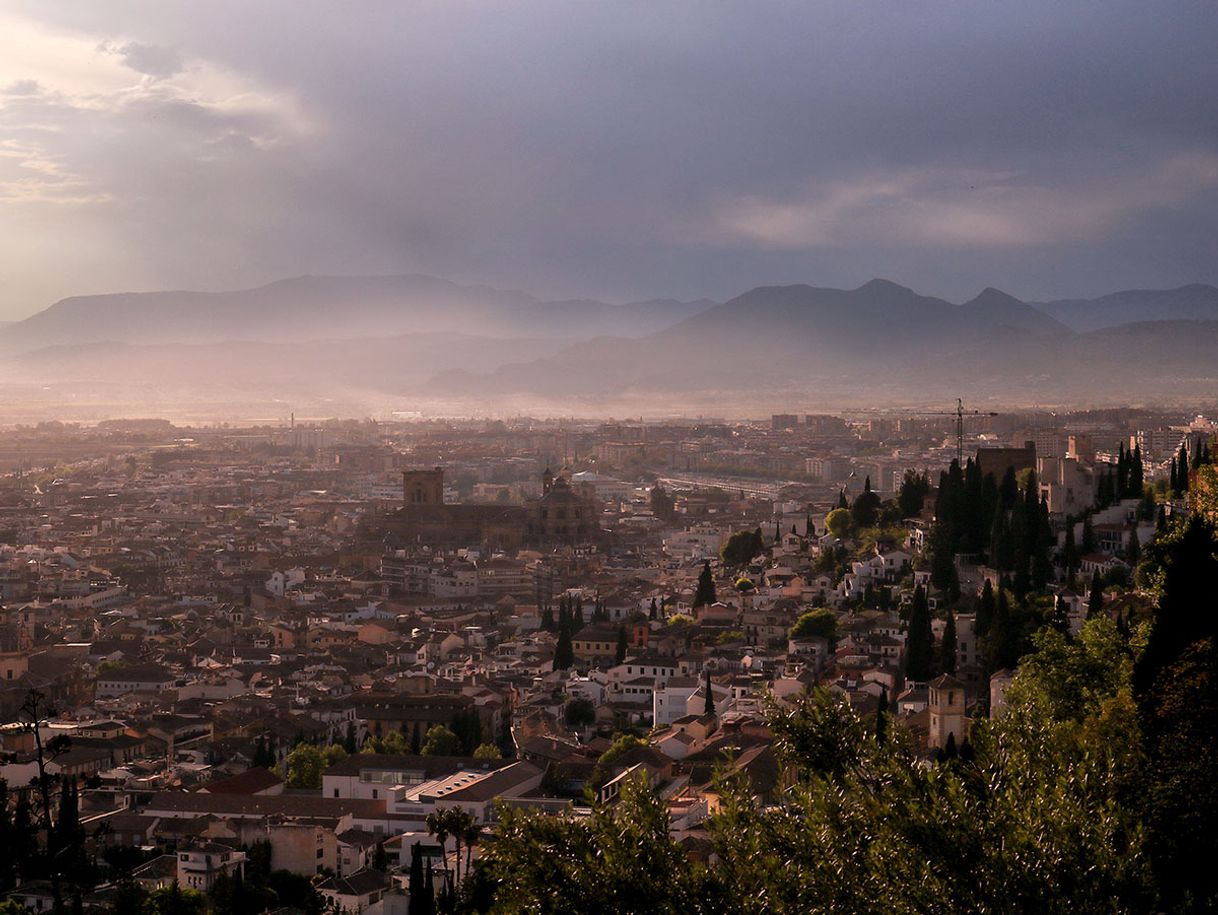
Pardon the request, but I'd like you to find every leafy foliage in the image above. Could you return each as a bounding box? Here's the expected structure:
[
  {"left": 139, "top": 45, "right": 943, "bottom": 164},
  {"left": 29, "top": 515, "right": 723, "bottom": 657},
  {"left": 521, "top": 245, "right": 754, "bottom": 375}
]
[
  {"left": 281, "top": 742, "right": 347, "bottom": 788},
  {"left": 824, "top": 508, "right": 852, "bottom": 539},
  {"left": 465, "top": 606, "right": 1178, "bottom": 915},
  {"left": 421, "top": 724, "right": 463, "bottom": 757},
  {"left": 789, "top": 608, "right": 836, "bottom": 642},
  {"left": 481, "top": 775, "right": 713, "bottom": 914},
  {"left": 721, "top": 529, "right": 765, "bottom": 567}
]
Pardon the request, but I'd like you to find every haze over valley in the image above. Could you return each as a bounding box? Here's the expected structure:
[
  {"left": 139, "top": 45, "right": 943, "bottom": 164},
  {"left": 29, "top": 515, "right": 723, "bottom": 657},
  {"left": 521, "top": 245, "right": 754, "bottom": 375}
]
[{"left": 2, "top": 275, "right": 1216, "bottom": 421}]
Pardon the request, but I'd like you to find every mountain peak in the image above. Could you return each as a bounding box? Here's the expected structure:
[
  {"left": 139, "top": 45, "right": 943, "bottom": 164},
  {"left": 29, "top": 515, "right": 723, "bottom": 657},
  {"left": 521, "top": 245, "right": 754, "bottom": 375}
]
[
  {"left": 965, "top": 286, "right": 1023, "bottom": 308},
  {"left": 855, "top": 278, "right": 914, "bottom": 296}
]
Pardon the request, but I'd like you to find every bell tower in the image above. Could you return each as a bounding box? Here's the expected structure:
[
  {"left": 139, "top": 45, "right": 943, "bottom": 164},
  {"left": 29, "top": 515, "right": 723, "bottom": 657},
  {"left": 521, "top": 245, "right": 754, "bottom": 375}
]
[
  {"left": 402, "top": 467, "right": 444, "bottom": 507},
  {"left": 928, "top": 673, "right": 967, "bottom": 750}
]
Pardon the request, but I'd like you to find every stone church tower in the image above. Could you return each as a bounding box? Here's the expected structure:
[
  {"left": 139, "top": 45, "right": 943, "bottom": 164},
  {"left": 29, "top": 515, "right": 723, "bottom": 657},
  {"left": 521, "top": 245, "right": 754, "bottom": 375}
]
[
  {"left": 402, "top": 467, "right": 445, "bottom": 506},
  {"left": 928, "top": 673, "right": 967, "bottom": 750}
]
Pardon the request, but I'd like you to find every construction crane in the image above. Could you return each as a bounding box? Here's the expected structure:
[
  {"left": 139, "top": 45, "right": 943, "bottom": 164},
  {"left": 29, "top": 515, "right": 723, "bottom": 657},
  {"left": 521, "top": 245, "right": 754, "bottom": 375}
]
[{"left": 907, "top": 398, "right": 1000, "bottom": 466}]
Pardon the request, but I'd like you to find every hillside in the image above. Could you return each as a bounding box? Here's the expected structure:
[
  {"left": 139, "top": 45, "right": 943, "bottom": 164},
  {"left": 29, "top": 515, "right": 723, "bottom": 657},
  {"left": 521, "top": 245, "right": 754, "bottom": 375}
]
[
  {"left": 1037, "top": 284, "right": 1218, "bottom": 332},
  {"left": 0, "top": 275, "right": 712, "bottom": 349}
]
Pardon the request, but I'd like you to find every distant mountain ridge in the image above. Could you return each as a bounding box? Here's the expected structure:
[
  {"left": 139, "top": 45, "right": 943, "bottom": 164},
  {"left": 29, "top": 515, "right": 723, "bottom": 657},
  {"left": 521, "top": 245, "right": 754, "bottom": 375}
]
[
  {"left": 428, "top": 279, "right": 1218, "bottom": 407},
  {"left": 0, "top": 274, "right": 715, "bottom": 349},
  {"left": 2, "top": 274, "right": 1216, "bottom": 414},
  {"left": 1035, "top": 284, "right": 1218, "bottom": 332}
]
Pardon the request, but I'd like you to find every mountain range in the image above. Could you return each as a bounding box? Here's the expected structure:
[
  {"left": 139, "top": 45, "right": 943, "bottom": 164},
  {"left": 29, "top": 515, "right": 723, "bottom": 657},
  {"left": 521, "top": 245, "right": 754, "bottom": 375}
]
[{"left": 2, "top": 275, "right": 1216, "bottom": 417}]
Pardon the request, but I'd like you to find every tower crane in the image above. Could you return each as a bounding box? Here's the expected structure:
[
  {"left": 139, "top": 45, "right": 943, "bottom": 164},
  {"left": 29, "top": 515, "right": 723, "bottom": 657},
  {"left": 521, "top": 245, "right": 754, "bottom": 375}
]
[{"left": 907, "top": 398, "right": 1000, "bottom": 466}]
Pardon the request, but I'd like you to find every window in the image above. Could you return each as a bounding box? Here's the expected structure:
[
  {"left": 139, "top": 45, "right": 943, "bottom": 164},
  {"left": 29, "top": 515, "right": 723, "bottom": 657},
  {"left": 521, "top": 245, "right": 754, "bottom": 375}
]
[{"left": 317, "top": 847, "right": 324, "bottom": 859}]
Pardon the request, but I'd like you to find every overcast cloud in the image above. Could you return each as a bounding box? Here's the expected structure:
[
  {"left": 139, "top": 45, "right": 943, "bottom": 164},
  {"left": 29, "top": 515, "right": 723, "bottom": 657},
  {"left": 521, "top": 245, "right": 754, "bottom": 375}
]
[{"left": 1, "top": 1, "right": 1216, "bottom": 318}]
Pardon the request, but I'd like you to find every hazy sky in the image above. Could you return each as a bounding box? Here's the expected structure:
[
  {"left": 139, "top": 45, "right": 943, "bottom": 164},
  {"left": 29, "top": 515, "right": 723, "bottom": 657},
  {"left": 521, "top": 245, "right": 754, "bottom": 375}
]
[{"left": 2, "top": 1, "right": 1217, "bottom": 318}]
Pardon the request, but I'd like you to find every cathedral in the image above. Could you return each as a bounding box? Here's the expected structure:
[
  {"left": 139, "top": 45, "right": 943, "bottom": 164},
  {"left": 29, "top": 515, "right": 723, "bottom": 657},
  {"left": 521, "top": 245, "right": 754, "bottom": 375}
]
[{"left": 383, "top": 466, "right": 598, "bottom": 550}]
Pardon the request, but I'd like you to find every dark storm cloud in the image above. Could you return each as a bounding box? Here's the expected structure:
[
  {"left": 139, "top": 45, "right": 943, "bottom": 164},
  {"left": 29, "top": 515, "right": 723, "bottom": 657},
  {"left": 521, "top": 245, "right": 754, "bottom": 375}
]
[{"left": 2, "top": 0, "right": 1217, "bottom": 315}]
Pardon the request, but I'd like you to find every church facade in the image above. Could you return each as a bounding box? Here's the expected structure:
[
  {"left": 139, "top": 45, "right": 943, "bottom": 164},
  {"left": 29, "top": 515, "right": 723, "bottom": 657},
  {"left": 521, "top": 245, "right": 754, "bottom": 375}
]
[{"left": 383, "top": 467, "right": 599, "bottom": 550}]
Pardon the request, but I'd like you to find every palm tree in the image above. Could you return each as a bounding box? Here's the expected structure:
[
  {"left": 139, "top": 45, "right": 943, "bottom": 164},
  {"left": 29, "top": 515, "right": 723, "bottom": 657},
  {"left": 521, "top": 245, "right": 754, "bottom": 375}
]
[
  {"left": 446, "top": 808, "right": 477, "bottom": 883},
  {"left": 424, "top": 809, "right": 450, "bottom": 880},
  {"left": 461, "top": 819, "right": 480, "bottom": 876},
  {"left": 448, "top": 810, "right": 463, "bottom": 884}
]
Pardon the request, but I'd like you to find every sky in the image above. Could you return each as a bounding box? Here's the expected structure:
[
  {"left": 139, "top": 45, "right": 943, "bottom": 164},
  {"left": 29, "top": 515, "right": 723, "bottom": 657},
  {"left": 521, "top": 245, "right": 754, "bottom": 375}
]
[{"left": 2, "top": 1, "right": 1217, "bottom": 319}]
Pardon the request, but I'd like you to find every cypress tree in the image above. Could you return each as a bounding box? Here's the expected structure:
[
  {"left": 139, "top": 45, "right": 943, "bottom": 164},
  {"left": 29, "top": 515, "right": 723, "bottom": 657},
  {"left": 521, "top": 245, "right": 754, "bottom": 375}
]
[
  {"left": 905, "top": 584, "right": 934, "bottom": 681},
  {"left": 704, "top": 668, "right": 716, "bottom": 716},
  {"left": 929, "top": 521, "right": 958, "bottom": 598},
  {"left": 851, "top": 476, "right": 881, "bottom": 528},
  {"left": 960, "top": 458, "right": 985, "bottom": 553},
  {"left": 649, "top": 597, "right": 658, "bottom": 620},
  {"left": 615, "top": 625, "right": 628, "bottom": 664},
  {"left": 1031, "top": 495, "right": 1054, "bottom": 590},
  {"left": 1087, "top": 570, "right": 1104, "bottom": 619},
  {"left": 553, "top": 620, "right": 574, "bottom": 671},
  {"left": 1125, "top": 527, "right": 1141, "bottom": 564},
  {"left": 252, "top": 734, "right": 272, "bottom": 769},
  {"left": 940, "top": 609, "right": 958, "bottom": 675},
  {"left": 1023, "top": 470, "right": 1040, "bottom": 553},
  {"left": 1010, "top": 498, "right": 1030, "bottom": 602},
  {"left": 985, "top": 586, "right": 1016, "bottom": 672},
  {"left": 979, "top": 472, "right": 999, "bottom": 551},
  {"left": 999, "top": 465, "right": 1019, "bottom": 510},
  {"left": 976, "top": 579, "right": 995, "bottom": 637},
  {"left": 1130, "top": 517, "right": 1218, "bottom": 907},
  {"left": 693, "top": 560, "right": 717, "bottom": 608},
  {"left": 1096, "top": 469, "right": 1113, "bottom": 509},
  {"left": 1178, "top": 443, "right": 1191, "bottom": 493},
  {"left": 1131, "top": 443, "right": 1144, "bottom": 496},
  {"left": 1081, "top": 514, "right": 1096, "bottom": 554}
]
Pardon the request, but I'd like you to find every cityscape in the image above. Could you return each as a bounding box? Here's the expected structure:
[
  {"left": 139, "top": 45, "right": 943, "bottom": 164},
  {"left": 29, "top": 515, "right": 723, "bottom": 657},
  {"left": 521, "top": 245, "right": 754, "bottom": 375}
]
[{"left": 1, "top": 3, "right": 1217, "bottom": 914}]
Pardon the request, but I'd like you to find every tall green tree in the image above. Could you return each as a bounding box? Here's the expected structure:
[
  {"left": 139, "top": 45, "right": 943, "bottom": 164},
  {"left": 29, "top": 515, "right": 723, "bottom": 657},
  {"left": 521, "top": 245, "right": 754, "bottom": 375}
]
[
  {"left": 693, "top": 560, "right": 717, "bottom": 608},
  {"left": 1131, "top": 517, "right": 1218, "bottom": 912},
  {"left": 929, "top": 522, "right": 960, "bottom": 604},
  {"left": 905, "top": 585, "right": 934, "bottom": 681},
  {"left": 721, "top": 530, "right": 763, "bottom": 567},
  {"left": 975, "top": 579, "right": 996, "bottom": 638},
  {"left": 1082, "top": 514, "right": 1096, "bottom": 554},
  {"left": 985, "top": 586, "right": 1019, "bottom": 672},
  {"left": 850, "top": 476, "right": 882, "bottom": 528},
  {"left": 553, "top": 619, "right": 574, "bottom": 671},
  {"left": 897, "top": 470, "right": 930, "bottom": 519}
]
